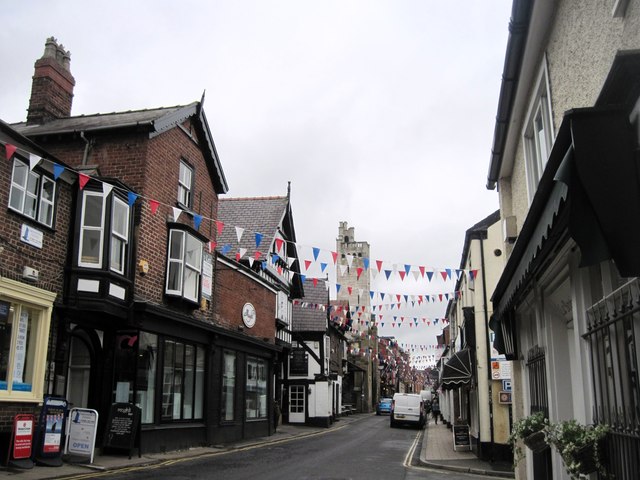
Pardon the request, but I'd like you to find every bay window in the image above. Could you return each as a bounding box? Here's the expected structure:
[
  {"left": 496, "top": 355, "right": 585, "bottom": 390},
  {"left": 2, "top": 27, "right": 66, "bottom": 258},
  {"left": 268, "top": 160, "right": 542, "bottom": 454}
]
[
  {"left": 166, "top": 229, "right": 203, "bottom": 303},
  {"left": 8, "top": 158, "right": 56, "bottom": 228}
]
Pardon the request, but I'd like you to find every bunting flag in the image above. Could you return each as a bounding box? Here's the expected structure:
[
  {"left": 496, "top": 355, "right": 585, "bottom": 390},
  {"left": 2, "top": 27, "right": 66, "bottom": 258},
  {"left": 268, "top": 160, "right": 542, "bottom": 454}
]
[
  {"left": 5, "top": 143, "right": 17, "bottom": 160},
  {"left": 150, "top": 199, "right": 160, "bottom": 214},
  {"left": 235, "top": 226, "right": 244, "bottom": 243},
  {"left": 275, "top": 238, "right": 284, "bottom": 253},
  {"left": 376, "top": 260, "right": 383, "bottom": 272},
  {"left": 312, "top": 247, "right": 320, "bottom": 261},
  {"left": 29, "top": 153, "right": 41, "bottom": 170},
  {"left": 356, "top": 267, "right": 363, "bottom": 280},
  {"left": 102, "top": 182, "right": 113, "bottom": 197},
  {"left": 172, "top": 207, "right": 182, "bottom": 222},
  {"left": 254, "top": 251, "right": 262, "bottom": 260},
  {"left": 53, "top": 163, "right": 65, "bottom": 180},
  {"left": 331, "top": 251, "right": 338, "bottom": 264},
  {"left": 255, "top": 232, "right": 263, "bottom": 248},
  {"left": 209, "top": 241, "right": 216, "bottom": 252},
  {"left": 127, "top": 191, "right": 138, "bottom": 207},
  {"left": 321, "top": 262, "right": 328, "bottom": 272},
  {"left": 78, "top": 173, "right": 90, "bottom": 190},
  {"left": 216, "top": 220, "right": 225, "bottom": 235},
  {"left": 304, "top": 260, "right": 312, "bottom": 271},
  {"left": 193, "top": 214, "right": 203, "bottom": 230}
]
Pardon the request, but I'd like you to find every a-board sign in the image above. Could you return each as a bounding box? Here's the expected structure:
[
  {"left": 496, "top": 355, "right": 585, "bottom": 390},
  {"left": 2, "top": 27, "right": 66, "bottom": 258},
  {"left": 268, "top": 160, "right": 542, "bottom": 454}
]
[
  {"left": 65, "top": 408, "right": 99, "bottom": 464},
  {"left": 35, "top": 396, "right": 68, "bottom": 466},
  {"left": 103, "top": 403, "right": 141, "bottom": 459},
  {"left": 12, "top": 414, "right": 34, "bottom": 459},
  {"left": 452, "top": 424, "right": 471, "bottom": 451}
]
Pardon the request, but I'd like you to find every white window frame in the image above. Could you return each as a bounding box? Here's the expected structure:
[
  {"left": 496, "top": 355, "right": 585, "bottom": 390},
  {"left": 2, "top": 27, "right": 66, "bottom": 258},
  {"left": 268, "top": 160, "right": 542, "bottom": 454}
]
[
  {"left": 522, "top": 57, "right": 554, "bottom": 204},
  {"left": 8, "top": 158, "right": 56, "bottom": 228},
  {"left": 78, "top": 191, "right": 106, "bottom": 268},
  {"left": 178, "top": 160, "right": 193, "bottom": 208},
  {"left": 165, "top": 229, "right": 203, "bottom": 302},
  {"left": 110, "top": 196, "right": 130, "bottom": 274}
]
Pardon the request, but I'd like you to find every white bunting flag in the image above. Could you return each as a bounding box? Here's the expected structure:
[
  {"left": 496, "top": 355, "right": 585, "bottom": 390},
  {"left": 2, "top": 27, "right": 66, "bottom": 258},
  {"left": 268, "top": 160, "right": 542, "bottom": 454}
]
[
  {"left": 235, "top": 226, "right": 244, "bottom": 243},
  {"left": 172, "top": 207, "right": 182, "bottom": 222},
  {"left": 29, "top": 153, "right": 42, "bottom": 170}
]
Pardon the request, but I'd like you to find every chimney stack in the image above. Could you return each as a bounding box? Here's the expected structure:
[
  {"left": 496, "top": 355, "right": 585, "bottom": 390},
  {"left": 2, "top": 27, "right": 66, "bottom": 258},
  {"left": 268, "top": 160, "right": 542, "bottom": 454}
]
[{"left": 26, "top": 37, "right": 75, "bottom": 125}]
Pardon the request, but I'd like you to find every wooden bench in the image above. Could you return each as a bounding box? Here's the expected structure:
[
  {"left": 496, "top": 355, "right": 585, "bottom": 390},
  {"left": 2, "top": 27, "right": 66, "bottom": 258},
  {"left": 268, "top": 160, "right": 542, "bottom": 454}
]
[{"left": 341, "top": 404, "right": 356, "bottom": 415}]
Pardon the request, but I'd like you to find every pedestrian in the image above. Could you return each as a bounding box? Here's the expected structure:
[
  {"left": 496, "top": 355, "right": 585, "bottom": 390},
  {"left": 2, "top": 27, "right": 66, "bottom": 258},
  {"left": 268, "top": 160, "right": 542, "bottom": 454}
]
[
  {"left": 431, "top": 398, "right": 440, "bottom": 424},
  {"left": 273, "top": 399, "right": 282, "bottom": 432}
]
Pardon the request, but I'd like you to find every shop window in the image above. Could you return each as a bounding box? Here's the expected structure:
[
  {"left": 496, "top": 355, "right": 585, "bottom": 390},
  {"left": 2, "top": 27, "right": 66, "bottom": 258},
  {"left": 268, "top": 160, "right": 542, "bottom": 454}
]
[
  {"left": 222, "top": 351, "right": 236, "bottom": 421},
  {"left": 0, "top": 278, "right": 55, "bottom": 401},
  {"left": 161, "top": 338, "right": 204, "bottom": 421},
  {"left": 8, "top": 158, "right": 56, "bottom": 228},
  {"left": 136, "top": 332, "right": 158, "bottom": 424},
  {"left": 246, "top": 357, "right": 267, "bottom": 420},
  {"left": 165, "top": 229, "right": 203, "bottom": 303}
]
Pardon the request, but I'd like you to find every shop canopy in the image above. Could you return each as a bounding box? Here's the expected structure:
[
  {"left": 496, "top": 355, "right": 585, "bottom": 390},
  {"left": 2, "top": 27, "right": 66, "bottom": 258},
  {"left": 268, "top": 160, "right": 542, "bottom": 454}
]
[{"left": 440, "top": 348, "right": 472, "bottom": 390}]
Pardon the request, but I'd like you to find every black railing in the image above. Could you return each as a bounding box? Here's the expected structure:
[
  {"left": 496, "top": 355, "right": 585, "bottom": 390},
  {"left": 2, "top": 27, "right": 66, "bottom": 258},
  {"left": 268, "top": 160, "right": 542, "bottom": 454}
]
[
  {"left": 585, "top": 277, "right": 640, "bottom": 480},
  {"left": 526, "top": 345, "right": 552, "bottom": 479}
]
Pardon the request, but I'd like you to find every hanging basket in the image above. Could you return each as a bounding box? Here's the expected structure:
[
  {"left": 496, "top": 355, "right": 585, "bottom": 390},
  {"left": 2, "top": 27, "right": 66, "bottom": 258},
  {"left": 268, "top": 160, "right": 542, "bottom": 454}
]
[
  {"left": 569, "top": 442, "right": 602, "bottom": 475},
  {"left": 523, "top": 431, "right": 548, "bottom": 453}
]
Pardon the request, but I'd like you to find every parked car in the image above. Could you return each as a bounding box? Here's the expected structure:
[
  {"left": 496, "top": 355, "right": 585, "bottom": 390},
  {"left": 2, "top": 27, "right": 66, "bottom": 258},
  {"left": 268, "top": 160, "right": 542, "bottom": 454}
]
[
  {"left": 376, "top": 397, "right": 393, "bottom": 415},
  {"left": 390, "top": 393, "right": 424, "bottom": 428}
]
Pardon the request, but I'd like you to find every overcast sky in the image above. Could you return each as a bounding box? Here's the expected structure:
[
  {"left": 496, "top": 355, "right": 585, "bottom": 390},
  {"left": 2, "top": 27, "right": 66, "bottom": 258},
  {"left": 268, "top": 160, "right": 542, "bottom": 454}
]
[{"left": 2, "top": 1, "right": 512, "bottom": 365}]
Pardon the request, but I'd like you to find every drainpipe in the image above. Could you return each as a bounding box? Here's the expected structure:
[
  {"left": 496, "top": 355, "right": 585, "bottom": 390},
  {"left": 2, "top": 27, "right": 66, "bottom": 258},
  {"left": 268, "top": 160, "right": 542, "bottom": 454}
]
[
  {"left": 80, "top": 131, "right": 93, "bottom": 165},
  {"left": 480, "top": 237, "right": 495, "bottom": 461}
]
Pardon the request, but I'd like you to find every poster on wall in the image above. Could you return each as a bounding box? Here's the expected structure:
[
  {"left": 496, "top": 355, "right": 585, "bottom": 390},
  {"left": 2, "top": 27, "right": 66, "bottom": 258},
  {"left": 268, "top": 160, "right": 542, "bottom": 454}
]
[
  {"left": 34, "top": 396, "right": 68, "bottom": 466},
  {"left": 201, "top": 252, "right": 213, "bottom": 300}
]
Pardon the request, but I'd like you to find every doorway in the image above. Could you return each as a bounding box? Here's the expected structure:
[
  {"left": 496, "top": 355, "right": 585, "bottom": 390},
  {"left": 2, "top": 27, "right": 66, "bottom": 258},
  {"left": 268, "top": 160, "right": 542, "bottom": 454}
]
[
  {"left": 289, "top": 384, "right": 306, "bottom": 423},
  {"left": 66, "top": 335, "right": 91, "bottom": 408}
]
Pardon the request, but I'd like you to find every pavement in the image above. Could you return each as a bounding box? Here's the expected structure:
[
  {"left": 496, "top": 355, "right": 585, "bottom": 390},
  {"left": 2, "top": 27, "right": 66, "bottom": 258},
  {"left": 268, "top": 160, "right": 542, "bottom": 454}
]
[{"left": 2, "top": 414, "right": 514, "bottom": 479}]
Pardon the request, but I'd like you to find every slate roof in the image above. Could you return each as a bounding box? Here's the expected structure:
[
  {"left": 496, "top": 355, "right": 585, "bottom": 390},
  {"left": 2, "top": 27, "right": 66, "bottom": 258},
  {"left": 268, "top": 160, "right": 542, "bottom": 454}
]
[
  {"left": 12, "top": 102, "right": 228, "bottom": 193},
  {"left": 292, "top": 278, "right": 328, "bottom": 332},
  {"left": 217, "top": 196, "right": 290, "bottom": 257}
]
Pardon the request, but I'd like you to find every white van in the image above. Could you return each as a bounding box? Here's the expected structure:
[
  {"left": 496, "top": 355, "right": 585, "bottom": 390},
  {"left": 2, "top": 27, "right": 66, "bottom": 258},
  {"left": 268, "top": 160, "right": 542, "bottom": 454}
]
[{"left": 390, "top": 393, "right": 425, "bottom": 428}]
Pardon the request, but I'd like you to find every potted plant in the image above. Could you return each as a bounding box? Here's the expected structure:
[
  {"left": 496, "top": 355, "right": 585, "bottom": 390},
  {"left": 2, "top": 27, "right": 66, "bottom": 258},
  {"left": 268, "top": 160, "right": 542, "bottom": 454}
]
[
  {"left": 546, "top": 419, "right": 610, "bottom": 479},
  {"left": 508, "top": 412, "right": 549, "bottom": 464}
]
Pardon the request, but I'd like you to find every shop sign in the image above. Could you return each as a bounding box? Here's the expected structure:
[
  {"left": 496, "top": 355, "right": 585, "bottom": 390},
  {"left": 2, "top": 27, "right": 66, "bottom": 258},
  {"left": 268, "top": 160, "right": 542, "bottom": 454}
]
[
  {"left": 103, "top": 403, "right": 141, "bottom": 459},
  {"left": 12, "top": 414, "right": 34, "bottom": 459},
  {"left": 65, "top": 408, "right": 99, "bottom": 463},
  {"left": 499, "top": 391, "right": 512, "bottom": 404},
  {"left": 35, "top": 396, "right": 68, "bottom": 465},
  {"left": 20, "top": 224, "right": 43, "bottom": 249},
  {"left": 453, "top": 424, "right": 471, "bottom": 451}
]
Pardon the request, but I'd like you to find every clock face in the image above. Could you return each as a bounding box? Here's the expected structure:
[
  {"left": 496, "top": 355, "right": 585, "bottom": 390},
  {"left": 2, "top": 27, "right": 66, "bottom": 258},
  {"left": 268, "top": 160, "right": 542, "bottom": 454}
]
[{"left": 242, "top": 303, "right": 256, "bottom": 328}]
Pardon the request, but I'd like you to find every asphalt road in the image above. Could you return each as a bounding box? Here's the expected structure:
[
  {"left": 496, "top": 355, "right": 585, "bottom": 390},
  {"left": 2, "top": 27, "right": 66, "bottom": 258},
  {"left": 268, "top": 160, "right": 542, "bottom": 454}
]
[{"left": 100, "top": 415, "right": 496, "bottom": 480}]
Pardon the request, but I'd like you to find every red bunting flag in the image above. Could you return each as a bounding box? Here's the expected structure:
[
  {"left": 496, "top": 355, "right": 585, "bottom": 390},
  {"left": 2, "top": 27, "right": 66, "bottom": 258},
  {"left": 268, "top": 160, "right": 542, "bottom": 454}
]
[
  {"left": 399, "top": 271, "right": 406, "bottom": 281},
  {"left": 356, "top": 267, "right": 363, "bottom": 280},
  {"left": 347, "top": 286, "right": 353, "bottom": 295},
  {"left": 440, "top": 271, "right": 448, "bottom": 281},
  {"left": 149, "top": 200, "right": 160, "bottom": 214},
  {"left": 304, "top": 260, "right": 312, "bottom": 271},
  {"left": 254, "top": 251, "right": 262, "bottom": 260},
  {"left": 209, "top": 241, "right": 216, "bottom": 252},
  {"left": 376, "top": 260, "right": 383, "bottom": 272},
  {"left": 312, "top": 278, "right": 318, "bottom": 287},
  {"left": 78, "top": 173, "right": 90, "bottom": 190},
  {"left": 4, "top": 143, "right": 17, "bottom": 160},
  {"left": 216, "top": 221, "right": 225, "bottom": 235},
  {"left": 275, "top": 238, "right": 284, "bottom": 253},
  {"left": 331, "top": 251, "right": 338, "bottom": 264},
  {"left": 419, "top": 266, "right": 425, "bottom": 277}
]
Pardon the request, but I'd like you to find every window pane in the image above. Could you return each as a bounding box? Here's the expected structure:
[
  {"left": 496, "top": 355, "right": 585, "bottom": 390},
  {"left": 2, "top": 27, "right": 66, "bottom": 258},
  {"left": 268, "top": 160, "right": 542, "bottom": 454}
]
[
  {"left": 110, "top": 238, "right": 124, "bottom": 273},
  {"left": 24, "top": 172, "right": 39, "bottom": 219},
  {"left": 38, "top": 201, "right": 53, "bottom": 227},
  {"left": 167, "top": 261, "right": 182, "bottom": 292},
  {"left": 112, "top": 199, "right": 129, "bottom": 237},
  {"left": 173, "top": 342, "right": 184, "bottom": 420},
  {"left": 162, "top": 340, "right": 175, "bottom": 420},
  {"left": 183, "top": 345, "right": 194, "bottom": 420},
  {"left": 9, "top": 185, "right": 25, "bottom": 212},
  {"left": 136, "top": 332, "right": 157, "bottom": 424},
  {"left": 0, "top": 303, "right": 14, "bottom": 389},
  {"left": 194, "top": 347, "right": 204, "bottom": 419},
  {"left": 185, "top": 234, "right": 202, "bottom": 269},
  {"left": 246, "top": 357, "right": 267, "bottom": 419},
  {"left": 11, "top": 161, "right": 28, "bottom": 188},
  {"left": 222, "top": 351, "right": 235, "bottom": 421},
  {"left": 169, "top": 231, "right": 184, "bottom": 260},
  {"left": 183, "top": 267, "right": 199, "bottom": 301},
  {"left": 84, "top": 195, "right": 103, "bottom": 227},
  {"left": 81, "top": 230, "right": 102, "bottom": 265}
]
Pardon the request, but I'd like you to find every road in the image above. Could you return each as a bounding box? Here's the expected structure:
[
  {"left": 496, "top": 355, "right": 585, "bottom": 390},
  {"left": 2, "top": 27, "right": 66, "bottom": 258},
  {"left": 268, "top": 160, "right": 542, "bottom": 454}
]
[{"left": 91, "top": 415, "right": 497, "bottom": 480}]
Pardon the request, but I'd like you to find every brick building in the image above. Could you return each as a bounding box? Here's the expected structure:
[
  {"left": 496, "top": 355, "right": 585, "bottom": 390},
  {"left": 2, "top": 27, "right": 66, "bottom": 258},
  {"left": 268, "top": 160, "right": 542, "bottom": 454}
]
[
  {"left": 7, "top": 37, "right": 296, "bottom": 453},
  {"left": 0, "top": 119, "right": 74, "bottom": 460},
  {"left": 212, "top": 193, "right": 303, "bottom": 442}
]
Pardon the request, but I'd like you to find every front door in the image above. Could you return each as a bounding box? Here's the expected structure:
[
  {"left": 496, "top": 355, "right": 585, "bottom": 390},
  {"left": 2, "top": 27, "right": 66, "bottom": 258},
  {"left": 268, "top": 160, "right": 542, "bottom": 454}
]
[
  {"left": 289, "top": 385, "right": 305, "bottom": 423},
  {"left": 66, "top": 336, "right": 91, "bottom": 408}
]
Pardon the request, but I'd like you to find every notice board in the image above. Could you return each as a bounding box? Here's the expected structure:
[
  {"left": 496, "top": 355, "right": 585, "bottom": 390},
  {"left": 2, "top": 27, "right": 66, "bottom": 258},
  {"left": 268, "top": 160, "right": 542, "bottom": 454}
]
[{"left": 103, "top": 403, "right": 141, "bottom": 459}]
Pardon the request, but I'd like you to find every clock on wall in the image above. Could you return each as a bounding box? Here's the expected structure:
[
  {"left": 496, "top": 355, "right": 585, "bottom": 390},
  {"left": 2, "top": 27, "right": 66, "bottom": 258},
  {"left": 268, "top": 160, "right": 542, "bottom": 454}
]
[{"left": 242, "top": 302, "right": 256, "bottom": 328}]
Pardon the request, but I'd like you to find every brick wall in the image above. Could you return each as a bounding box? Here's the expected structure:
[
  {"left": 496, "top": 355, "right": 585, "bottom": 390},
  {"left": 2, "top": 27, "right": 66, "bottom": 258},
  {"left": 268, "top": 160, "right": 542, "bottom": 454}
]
[{"left": 214, "top": 261, "right": 276, "bottom": 342}]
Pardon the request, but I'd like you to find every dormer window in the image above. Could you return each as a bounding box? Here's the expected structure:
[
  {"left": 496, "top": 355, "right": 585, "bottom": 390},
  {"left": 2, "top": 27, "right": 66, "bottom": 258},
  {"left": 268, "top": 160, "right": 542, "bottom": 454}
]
[
  {"left": 178, "top": 160, "right": 193, "bottom": 208},
  {"left": 77, "top": 189, "right": 132, "bottom": 274},
  {"left": 8, "top": 158, "right": 56, "bottom": 228}
]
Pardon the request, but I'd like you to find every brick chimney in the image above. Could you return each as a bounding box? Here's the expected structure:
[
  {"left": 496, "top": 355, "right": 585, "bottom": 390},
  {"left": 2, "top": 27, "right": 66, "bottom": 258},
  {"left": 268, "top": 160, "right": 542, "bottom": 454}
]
[{"left": 26, "top": 37, "right": 75, "bottom": 125}]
